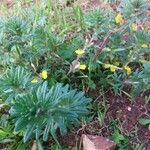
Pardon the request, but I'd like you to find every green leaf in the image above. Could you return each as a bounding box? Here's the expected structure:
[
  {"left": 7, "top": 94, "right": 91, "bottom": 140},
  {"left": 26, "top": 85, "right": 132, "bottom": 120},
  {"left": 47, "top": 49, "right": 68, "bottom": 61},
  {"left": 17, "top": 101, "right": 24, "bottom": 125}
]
[
  {"left": 0, "top": 66, "right": 32, "bottom": 103},
  {"left": 71, "top": 146, "right": 78, "bottom": 150},
  {"left": 16, "top": 141, "right": 26, "bottom": 150},
  {"left": 0, "top": 129, "right": 8, "bottom": 138},
  {"left": 14, "top": 118, "right": 29, "bottom": 132},
  {"left": 23, "top": 123, "right": 35, "bottom": 142},
  {"left": 43, "top": 119, "right": 52, "bottom": 141},
  {"left": 143, "top": 61, "right": 150, "bottom": 70},
  {"left": 138, "top": 118, "right": 150, "bottom": 125},
  {"left": 10, "top": 82, "right": 91, "bottom": 144},
  {"left": 36, "top": 140, "right": 44, "bottom": 150}
]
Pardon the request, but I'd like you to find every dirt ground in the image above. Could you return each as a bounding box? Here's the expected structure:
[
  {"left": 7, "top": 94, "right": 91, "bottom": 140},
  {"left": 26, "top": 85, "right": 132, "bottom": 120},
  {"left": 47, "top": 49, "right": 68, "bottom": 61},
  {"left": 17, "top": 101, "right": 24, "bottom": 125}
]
[{"left": 57, "top": 92, "right": 150, "bottom": 150}]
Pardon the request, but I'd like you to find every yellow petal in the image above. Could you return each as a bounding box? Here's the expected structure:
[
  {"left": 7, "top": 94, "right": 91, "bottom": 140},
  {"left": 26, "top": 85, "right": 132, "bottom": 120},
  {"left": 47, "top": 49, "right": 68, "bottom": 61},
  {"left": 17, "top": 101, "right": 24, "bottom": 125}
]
[
  {"left": 115, "top": 13, "right": 123, "bottom": 25},
  {"left": 124, "top": 66, "right": 132, "bottom": 75},
  {"left": 79, "top": 64, "right": 87, "bottom": 70},
  {"left": 103, "top": 64, "right": 118, "bottom": 72},
  {"left": 132, "top": 23, "right": 138, "bottom": 31},
  {"left": 110, "top": 68, "right": 116, "bottom": 72},
  {"left": 41, "top": 70, "right": 48, "bottom": 79},
  {"left": 110, "top": 65, "right": 118, "bottom": 72},
  {"left": 31, "top": 79, "right": 38, "bottom": 83},
  {"left": 141, "top": 44, "right": 148, "bottom": 48},
  {"left": 103, "top": 64, "right": 111, "bottom": 69},
  {"left": 139, "top": 59, "right": 147, "bottom": 64},
  {"left": 75, "top": 49, "right": 85, "bottom": 56}
]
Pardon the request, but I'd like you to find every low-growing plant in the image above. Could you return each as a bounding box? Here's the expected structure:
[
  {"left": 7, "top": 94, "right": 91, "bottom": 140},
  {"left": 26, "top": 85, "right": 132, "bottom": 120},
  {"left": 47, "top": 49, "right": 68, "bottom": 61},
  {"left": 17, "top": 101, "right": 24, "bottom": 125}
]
[
  {"left": 9, "top": 81, "right": 91, "bottom": 145},
  {"left": 129, "top": 61, "right": 150, "bottom": 97},
  {"left": 138, "top": 118, "right": 150, "bottom": 128},
  {"left": 0, "top": 108, "right": 27, "bottom": 150},
  {"left": 111, "top": 130, "right": 131, "bottom": 150},
  {"left": 0, "top": 66, "right": 32, "bottom": 103}
]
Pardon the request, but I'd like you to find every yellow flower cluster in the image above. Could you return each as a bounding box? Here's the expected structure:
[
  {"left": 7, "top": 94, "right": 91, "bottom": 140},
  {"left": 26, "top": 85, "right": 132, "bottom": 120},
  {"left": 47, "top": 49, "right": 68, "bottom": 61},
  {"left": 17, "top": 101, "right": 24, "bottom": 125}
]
[
  {"left": 124, "top": 66, "right": 132, "bottom": 75},
  {"left": 41, "top": 70, "right": 48, "bottom": 79},
  {"left": 115, "top": 13, "right": 123, "bottom": 25},
  {"left": 132, "top": 23, "right": 138, "bottom": 31},
  {"left": 141, "top": 44, "right": 148, "bottom": 48},
  {"left": 75, "top": 49, "right": 87, "bottom": 71},
  {"left": 139, "top": 59, "right": 147, "bottom": 64},
  {"left": 31, "top": 78, "right": 38, "bottom": 83},
  {"left": 103, "top": 63, "right": 132, "bottom": 75},
  {"left": 103, "top": 64, "right": 118, "bottom": 72},
  {"left": 75, "top": 49, "right": 85, "bottom": 57},
  {"left": 31, "top": 70, "right": 48, "bottom": 83},
  {"left": 79, "top": 64, "right": 87, "bottom": 70}
]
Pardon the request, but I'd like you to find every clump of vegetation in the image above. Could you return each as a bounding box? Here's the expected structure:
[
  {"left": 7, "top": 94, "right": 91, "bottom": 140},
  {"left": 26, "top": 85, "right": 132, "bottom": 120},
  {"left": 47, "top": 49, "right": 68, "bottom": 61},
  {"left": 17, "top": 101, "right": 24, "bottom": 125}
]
[{"left": 10, "top": 81, "right": 91, "bottom": 144}]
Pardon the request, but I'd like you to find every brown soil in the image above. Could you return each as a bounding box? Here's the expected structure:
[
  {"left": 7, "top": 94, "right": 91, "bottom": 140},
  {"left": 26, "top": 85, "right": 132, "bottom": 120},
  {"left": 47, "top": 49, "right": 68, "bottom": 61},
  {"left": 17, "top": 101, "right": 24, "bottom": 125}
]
[
  {"left": 58, "top": 93, "right": 150, "bottom": 150},
  {"left": 80, "top": 0, "right": 101, "bottom": 11},
  {"left": 0, "top": 0, "right": 14, "bottom": 7}
]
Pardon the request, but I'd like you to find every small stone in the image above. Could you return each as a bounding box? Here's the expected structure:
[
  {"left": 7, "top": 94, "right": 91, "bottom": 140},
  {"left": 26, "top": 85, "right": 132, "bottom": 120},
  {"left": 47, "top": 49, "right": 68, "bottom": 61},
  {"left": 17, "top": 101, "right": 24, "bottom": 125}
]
[
  {"left": 83, "top": 134, "right": 116, "bottom": 150},
  {"left": 127, "top": 107, "right": 131, "bottom": 111}
]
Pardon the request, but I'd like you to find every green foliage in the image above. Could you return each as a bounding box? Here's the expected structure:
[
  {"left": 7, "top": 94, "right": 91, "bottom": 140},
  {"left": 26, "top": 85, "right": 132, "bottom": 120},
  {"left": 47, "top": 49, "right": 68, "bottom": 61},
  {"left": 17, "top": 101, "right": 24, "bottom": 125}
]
[
  {"left": 84, "top": 9, "right": 105, "bottom": 28},
  {"left": 135, "top": 144, "right": 144, "bottom": 150},
  {"left": 51, "top": 144, "right": 77, "bottom": 150},
  {"left": 111, "top": 130, "right": 130, "bottom": 150},
  {"left": 73, "top": 5, "right": 84, "bottom": 29},
  {"left": 0, "top": 119, "right": 13, "bottom": 143},
  {"left": 0, "top": 111, "right": 27, "bottom": 150},
  {"left": 120, "top": 0, "right": 148, "bottom": 17},
  {"left": 144, "top": 95, "right": 150, "bottom": 104},
  {"left": 138, "top": 118, "right": 150, "bottom": 125},
  {"left": 129, "top": 61, "right": 150, "bottom": 97},
  {"left": 0, "top": 16, "right": 31, "bottom": 66},
  {"left": 0, "top": 66, "right": 32, "bottom": 103},
  {"left": 58, "top": 35, "right": 85, "bottom": 60},
  {"left": 9, "top": 82, "right": 91, "bottom": 143},
  {"left": 97, "top": 101, "right": 108, "bottom": 127},
  {"left": 0, "top": 0, "right": 149, "bottom": 97}
]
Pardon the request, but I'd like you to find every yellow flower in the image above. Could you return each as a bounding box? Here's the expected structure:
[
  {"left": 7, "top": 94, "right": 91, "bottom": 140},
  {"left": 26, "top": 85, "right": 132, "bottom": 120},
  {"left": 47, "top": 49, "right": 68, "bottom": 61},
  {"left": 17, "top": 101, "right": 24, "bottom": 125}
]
[
  {"left": 124, "top": 66, "right": 132, "bottom": 75},
  {"left": 41, "top": 70, "right": 48, "bottom": 79},
  {"left": 79, "top": 64, "right": 87, "bottom": 70},
  {"left": 110, "top": 65, "right": 118, "bottom": 72},
  {"left": 75, "top": 49, "right": 85, "bottom": 56},
  {"left": 103, "top": 64, "right": 118, "bottom": 72},
  {"left": 141, "top": 44, "right": 148, "bottom": 48},
  {"left": 132, "top": 23, "right": 137, "bottom": 31},
  {"left": 31, "top": 78, "right": 38, "bottom": 83},
  {"left": 103, "top": 64, "right": 111, "bottom": 69},
  {"left": 139, "top": 59, "right": 147, "bottom": 64},
  {"left": 115, "top": 13, "right": 123, "bottom": 25}
]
